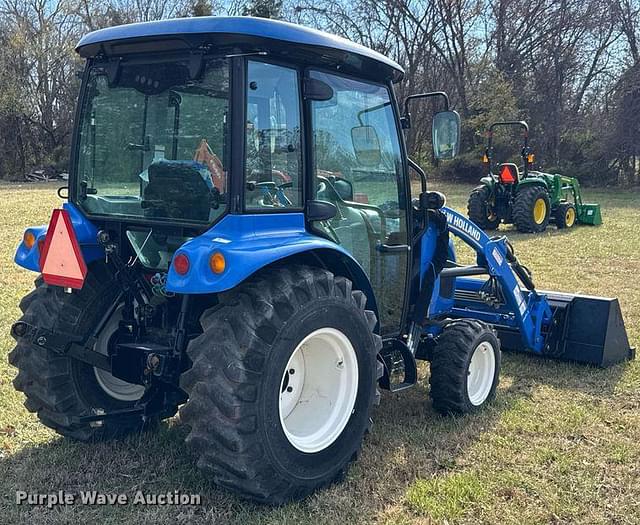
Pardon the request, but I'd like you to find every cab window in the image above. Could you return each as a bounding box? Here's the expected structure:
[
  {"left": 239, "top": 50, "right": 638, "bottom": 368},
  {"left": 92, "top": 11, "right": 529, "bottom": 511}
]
[
  {"left": 244, "top": 61, "right": 302, "bottom": 210},
  {"left": 309, "top": 70, "right": 408, "bottom": 334},
  {"left": 76, "top": 59, "right": 229, "bottom": 224}
]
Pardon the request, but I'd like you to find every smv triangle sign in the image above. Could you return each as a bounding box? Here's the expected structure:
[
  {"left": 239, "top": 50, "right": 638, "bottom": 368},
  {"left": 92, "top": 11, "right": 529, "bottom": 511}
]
[{"left": 39, "top": 209, "right": 88, "bottom": 289}]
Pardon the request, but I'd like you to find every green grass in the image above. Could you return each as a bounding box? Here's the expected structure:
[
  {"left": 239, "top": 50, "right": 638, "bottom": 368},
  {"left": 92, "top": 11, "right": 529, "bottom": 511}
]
[{"left": 0, "top": 181, "right": 639, "bottom": 524}]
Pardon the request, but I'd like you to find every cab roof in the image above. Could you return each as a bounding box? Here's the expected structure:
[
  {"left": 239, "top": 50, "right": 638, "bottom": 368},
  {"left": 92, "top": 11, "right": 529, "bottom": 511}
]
[{"left": 76, "top": 16, "right": 404, "bottom": 83}]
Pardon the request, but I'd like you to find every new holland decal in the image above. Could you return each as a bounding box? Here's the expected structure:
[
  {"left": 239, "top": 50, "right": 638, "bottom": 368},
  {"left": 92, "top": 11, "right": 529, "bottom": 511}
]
[{"left": 443, "top": 210, "right": 482, "bottom": 242}]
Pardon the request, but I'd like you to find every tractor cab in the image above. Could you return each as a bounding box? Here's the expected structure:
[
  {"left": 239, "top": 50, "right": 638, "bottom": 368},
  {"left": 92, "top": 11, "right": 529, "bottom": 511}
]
[{"left": 67, "top": 16, "right": 461, "bottom": 333}]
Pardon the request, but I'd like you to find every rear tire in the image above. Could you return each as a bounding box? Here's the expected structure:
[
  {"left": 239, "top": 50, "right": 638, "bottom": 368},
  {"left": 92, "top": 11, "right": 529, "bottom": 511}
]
[
  {"left": 467, "top": 185, "right": 500, "bottom": 230},
  {"left": 429, "top": 320, "right": 500, "bottom": 415},
  {"left": 513, "top": 185, "right": 550, "bottom": 233},
  {"left": 8, "top": 264, "right": 165, "bottom": 441},
  {"left": 555, "top": 202, "right": 576, "bottom": 229},
  {"left": 179, "top": 265, "right": 381, "bottom": 504}
]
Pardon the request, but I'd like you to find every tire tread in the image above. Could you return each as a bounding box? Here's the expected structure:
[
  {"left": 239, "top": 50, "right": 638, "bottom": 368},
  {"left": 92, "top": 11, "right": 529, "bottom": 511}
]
[
  {"left": 9, "top": 265, "right": 166, "bottom": 441},
  {"left": 429, "top": 319, "right": 500, "bottom": 415},
  {"left": 513, "top": 185, "right": 550, "bottom": 233},
  {"left": 179, "top": 265, "right": 379, "bottom": 504},
  {"left": 468, "top": 185, "right": 500, "bottom": 230}
]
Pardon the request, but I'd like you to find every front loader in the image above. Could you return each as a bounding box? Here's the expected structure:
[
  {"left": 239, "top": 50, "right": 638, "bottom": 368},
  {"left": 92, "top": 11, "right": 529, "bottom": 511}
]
[
  {"left": 468, "top": 121, "right": 602, "bottom": 232},
  {"left": 9, "top": 17, "right": 633, "bottom": 505}
]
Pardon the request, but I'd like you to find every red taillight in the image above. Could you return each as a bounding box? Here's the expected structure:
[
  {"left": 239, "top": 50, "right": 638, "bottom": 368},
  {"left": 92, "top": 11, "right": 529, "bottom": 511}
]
[
  {"left": 173, "top": 253, "right": 190, "bottom": 275},
  {"left": 499, "top": 165, "right": 517, "bottom": 184}
]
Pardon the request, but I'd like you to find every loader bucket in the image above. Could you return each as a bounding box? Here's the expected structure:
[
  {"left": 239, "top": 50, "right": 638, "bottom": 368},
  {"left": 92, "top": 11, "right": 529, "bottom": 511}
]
[
  {"left": 497, "top": 291, "right": 634, "bottom": 367},
  {"left": 577, "top": 203, "right": 602, "bottom": 225}
]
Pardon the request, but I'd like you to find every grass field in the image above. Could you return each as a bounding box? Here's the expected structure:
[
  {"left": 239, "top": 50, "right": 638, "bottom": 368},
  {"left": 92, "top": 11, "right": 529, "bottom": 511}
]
[{"left": 0, "top": 181, "right": 638, "bottom": 524}]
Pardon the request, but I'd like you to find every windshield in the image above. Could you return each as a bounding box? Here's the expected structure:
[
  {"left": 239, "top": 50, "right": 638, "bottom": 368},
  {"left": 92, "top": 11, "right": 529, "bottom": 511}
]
[{"left": 75, "top": 58, "right": 229, "bottom": 224}]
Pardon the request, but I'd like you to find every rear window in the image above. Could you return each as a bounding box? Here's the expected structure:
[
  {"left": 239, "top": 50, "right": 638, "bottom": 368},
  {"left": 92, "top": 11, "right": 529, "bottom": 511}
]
[{"left": 75, "top": 59, "right": 230, "bottom": 224}]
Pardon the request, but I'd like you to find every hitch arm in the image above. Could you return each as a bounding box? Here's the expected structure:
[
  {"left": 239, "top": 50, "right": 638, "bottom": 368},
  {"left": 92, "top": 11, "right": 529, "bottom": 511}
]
[{"left": 11, "top": 321, "right": 112, "bottom": 371}]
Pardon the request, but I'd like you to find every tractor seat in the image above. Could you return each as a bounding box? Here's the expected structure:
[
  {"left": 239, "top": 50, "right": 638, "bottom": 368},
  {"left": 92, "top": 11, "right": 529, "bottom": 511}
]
[
  {"left": 317, "top": 180, "right": 374, "bottom": 275},
  {"left": 143, "top": 160, "right": 214, "bottom": 222}
]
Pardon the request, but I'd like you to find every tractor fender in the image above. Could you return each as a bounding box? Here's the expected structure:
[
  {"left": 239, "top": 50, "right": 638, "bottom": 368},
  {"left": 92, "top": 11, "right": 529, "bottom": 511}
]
[
  {"left": 517, "top": 177, "right": 549, "bottom": 190},
  {"left": 479, "top": 176, "right": 495, "bottom": 190},
  {"left": 14, "top": 202, "right": 103, "bottom": 273},
  {"left": 166, "top": 212, "right": 378, "bottom": 315}
]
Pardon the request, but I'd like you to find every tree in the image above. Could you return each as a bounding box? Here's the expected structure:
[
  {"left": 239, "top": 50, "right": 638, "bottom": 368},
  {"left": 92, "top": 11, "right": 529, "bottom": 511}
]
[
  {"left": 612, "top": 0, "right": 640, "bottom": 64},
  {"left": 190, "top": 0, "right": 212, "bottom": 16},
  {"left": 606, "top": 64, "right": 640, "bottom": 184},
  {"left": 0, "top": 0, "right": 82, "bottom": 176},
  {"left": 242, "top": 0, "right": 283, "bottom": 18},
  {"left": 0, "top": 0, "right": 635, "bottom": 184}
]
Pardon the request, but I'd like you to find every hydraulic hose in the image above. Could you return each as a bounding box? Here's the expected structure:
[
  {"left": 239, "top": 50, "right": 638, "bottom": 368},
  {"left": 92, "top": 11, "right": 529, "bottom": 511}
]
[{"left": 504, "top": 239, "right": 535, "bottom": 291}]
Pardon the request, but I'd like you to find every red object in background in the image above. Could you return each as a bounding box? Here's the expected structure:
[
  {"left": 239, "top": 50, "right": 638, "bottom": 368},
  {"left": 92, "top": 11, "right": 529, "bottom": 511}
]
[
  {"left": 354, "top": 192, "right": 369, "bottom": 204},
  {"left": 194, "top": 138, "right": 225, "bottom": 192},
  {"left": 499, "top": 165, "right": 517, "bottom": 184},
  {"left": 39, "top": 209, "right": 87, "bottom": 289}
]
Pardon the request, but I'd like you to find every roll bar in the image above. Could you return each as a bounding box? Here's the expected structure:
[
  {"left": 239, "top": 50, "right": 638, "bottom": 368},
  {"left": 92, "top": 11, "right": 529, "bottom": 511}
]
[{"left": 484, "top": 120, "right": 532, "bottom": 177}]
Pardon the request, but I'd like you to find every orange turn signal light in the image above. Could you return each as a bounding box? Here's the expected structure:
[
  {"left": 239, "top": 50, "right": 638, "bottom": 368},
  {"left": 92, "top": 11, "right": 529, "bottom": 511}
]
[
  {"left": 209, "top": 252, "right": 226, "bottom": 274},
  {"left": 23, "top": 231, "right": 36, "bottom": 249}
]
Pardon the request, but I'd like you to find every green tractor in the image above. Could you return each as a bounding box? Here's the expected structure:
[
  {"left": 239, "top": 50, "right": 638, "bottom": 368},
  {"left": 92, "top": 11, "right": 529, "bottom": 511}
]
[{"left": 467, "top": 121, "right": 602, "bottom": 233}]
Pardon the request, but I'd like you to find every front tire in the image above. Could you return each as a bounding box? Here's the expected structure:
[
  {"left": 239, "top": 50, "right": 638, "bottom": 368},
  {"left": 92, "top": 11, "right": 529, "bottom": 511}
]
[
  {"left": 555, "top": 202, "right": 577, "bottom": 229},
  {"left": 179, "top": 265, "right": 381, "bottom": 504},
  {"left": 429, "top": 320, "right": 501, "bottom": 415}
]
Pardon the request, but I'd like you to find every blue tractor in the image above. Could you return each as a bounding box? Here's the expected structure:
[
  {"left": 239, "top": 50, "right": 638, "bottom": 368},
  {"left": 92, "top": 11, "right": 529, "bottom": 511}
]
[{"left": 10, "top": 17, "right": 632, "bottom": 504}]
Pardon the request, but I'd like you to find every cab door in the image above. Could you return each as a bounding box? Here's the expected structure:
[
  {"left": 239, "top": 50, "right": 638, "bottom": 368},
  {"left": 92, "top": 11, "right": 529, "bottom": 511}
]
[{"left": 307, "top": 70, "right": 410, "bottom": 335}]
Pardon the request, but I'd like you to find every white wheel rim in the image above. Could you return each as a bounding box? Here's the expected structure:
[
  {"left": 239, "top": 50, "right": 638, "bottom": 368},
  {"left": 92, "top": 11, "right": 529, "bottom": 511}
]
[
  {"left": 279, "top": 328, "right": 359, "bottom": 453},
  {"left": 467, "top": 341, "right": 496, "bottom": 406},
  {"left": 93, "top": 306, "right": 146, "bottom": 402}
]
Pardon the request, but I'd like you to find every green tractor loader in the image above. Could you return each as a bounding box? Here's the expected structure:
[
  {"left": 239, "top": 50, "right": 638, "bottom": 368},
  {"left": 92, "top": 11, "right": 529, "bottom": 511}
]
[{"left": 467, "top": 121, "right": 602, "bottom": 233}]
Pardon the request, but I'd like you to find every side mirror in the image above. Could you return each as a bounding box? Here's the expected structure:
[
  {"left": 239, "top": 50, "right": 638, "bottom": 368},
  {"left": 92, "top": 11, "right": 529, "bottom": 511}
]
[
  {"left": 351, "top": 125, "right": 382, "bottom": 167},
  {"left": 432, "top": 110, "right": 461, "bottom": 160}
]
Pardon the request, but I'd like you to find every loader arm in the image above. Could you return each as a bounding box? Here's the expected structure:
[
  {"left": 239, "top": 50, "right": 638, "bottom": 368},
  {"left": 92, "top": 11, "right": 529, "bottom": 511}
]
[
  {"left": 432, "top": 207, "right": 552, "bottom": 353},
  {"left": 424, "top": 208, "right": 632, "bottom": 366}
]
